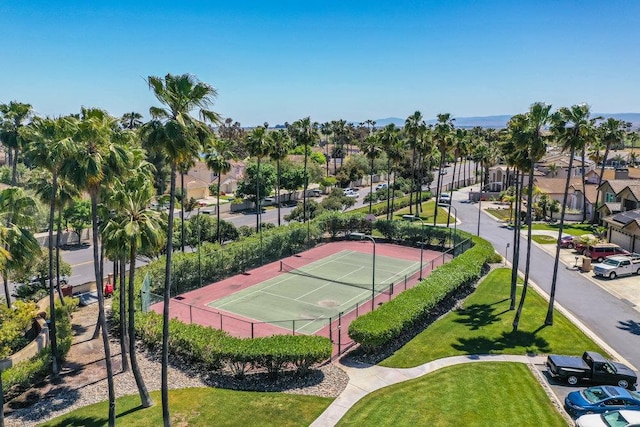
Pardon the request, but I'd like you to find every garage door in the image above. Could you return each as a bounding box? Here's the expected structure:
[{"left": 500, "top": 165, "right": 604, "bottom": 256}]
[{"left": 609, "top": 229, "right": 631, "bottom": 250}]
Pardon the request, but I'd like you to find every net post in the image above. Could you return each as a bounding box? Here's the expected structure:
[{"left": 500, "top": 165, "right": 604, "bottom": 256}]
[
  {"left": 279, "top": 260, "right": 283, "bottom": 271},
  {"left": 404, "top": 275, "right": 407, "bottom": 291},
  {"left": 337, "top": 312, "right": 342, "bottom": 355}
]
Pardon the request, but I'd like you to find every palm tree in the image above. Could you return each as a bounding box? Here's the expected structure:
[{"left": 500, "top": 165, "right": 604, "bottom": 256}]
[
  {"left": 379, "top": 124, "right": 403, "bottom": 219},
  {"left": 65, "top": 107, "right": 132, "bottom": 426},
  {"left": 143, "top": 73, "right": 219, "bottom": 426},
  {"left": 21, "top": 116, "right": 77, "bottom": 375},
  {"left": 0, "top": 101, "right": 33, "bottom": 186},
  {"left": 245, "top": 126, "right": 271, "bottom": 233},
  {"left": 104, "top": 158, "right": 160, "bottom": 408},
  {"left": 546, "top": 104, "right": 597, "bottom": 325},
  {"left": 433, "top": 113, "right": 455, "bottom": 226},
  {"left": 593, "top": 118, "right": 625, "bottom": 223},
  {"left": 268, "top": 129, "right": 292, "bottom": 226},
  {"left": 288, "top": 118, "right": 319, "bottom": 231},
  {"left": 511, "top": 103, "right": 552, "bottom": 331},
  {"left": 120, "top": 112, "right": 144, "bottom": 129},
  {"left": 404, "top": 112, "right": 425, "bottom": 215},
  {"left": 203, "top": 138, "right": 233, "bottom": 243},
  {"left": 360, "top": 133, "right": 382, "bottom": 214}
]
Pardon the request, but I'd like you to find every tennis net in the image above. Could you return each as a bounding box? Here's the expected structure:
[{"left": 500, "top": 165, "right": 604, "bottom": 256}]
[{"left": 279, "top": 260, "right": 393, "bottom": 295}]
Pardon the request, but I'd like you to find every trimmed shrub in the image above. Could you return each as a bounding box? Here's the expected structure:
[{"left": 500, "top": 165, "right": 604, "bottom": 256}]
[{"left": 348, "top": 232, "right": 494, "bottom": 352}]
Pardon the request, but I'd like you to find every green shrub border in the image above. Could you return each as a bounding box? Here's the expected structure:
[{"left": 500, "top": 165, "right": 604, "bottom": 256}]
[
  {"left": 348, "top": 232, "right": 495, "bottom": 352},
  {"left": 2, "top": 298, "right": 77, "bottom": 398}
]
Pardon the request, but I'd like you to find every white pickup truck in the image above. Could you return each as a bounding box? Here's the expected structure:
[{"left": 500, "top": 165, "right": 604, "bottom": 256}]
[{"left": 592, "top": 254, "right": 640, "bottom": 279}]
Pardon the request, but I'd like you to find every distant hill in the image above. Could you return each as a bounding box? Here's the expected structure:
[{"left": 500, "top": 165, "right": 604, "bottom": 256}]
[{"left": 369, "top": 113, "right": 640, "bottom": 129}]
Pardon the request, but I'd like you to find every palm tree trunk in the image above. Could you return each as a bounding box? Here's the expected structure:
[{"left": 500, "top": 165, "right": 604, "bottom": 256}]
[
  {"left": 162, "top": 164, "right": 177, "bottom": 426},
  {"left": 581, "top": 146, "right": 587, "bottom": 222},
  {"left": 11, "top": 147, "right": 19, "bottom": 186},
  {"left": 408, "top": 147, "right": 416, "bottom": 215},
  {"left": 433, "top": 149, "right": 446, "bottom": 226},
  {"left": 181, "top": 173, "right": 185, "bottom": 252},
  {"left": 369, "top": 157, "right": 374, "bottom": 214},
  {"left": 119, "top": 256, "right": 129, "bottom": 372},
  {"left": 277, "top": 159, "right": 282, "bottom": 227},
  {"left": 90, "top": 193, "right": 116, "bottom": 426},
  {"left": 128, "top": 240, "right": 153, "bottom": 407},
  {"left": 256, "top": 157, "right": 261, "bottom": 232},
  {"left": 55, "top": 208, "right": 66, "bottom": 304},
  {"left": 510, "top": 170, "right": 523, "bottom": 310},
  {"left": 386, "top": 158, "right": 391, "bottom": 220},
  {"left": 48, "top": 173, "right": 60, "bottom": 376},
  {"left": 546, "top": 150, "right": 575, "bottom": 325},
  {"left": 512, "top": 164, "right": 535, "bottom": 331},
  {"left": 216, "top": 174, "right": 222, "bottom": 244},
  {"left": 303, "top": 148, "right": 308, "bottom": 223},
  {"left": 592, "top": 143, "right": 610, "bottom": 224}
]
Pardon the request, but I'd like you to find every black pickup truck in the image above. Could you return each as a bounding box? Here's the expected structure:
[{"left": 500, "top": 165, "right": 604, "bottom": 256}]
[{"left": 546, "top": 351, "right": 637, "bottom": 390}]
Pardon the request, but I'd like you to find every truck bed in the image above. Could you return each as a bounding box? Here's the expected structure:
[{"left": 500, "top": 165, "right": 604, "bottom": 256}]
[{"left": 547, "top": 354, "right": 590, "bottom": 371}]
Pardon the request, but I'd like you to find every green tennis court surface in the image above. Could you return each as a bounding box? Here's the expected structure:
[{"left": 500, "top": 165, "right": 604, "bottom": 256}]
[{"left": 207, "top": 250, "right": 420, "bottom": 334}]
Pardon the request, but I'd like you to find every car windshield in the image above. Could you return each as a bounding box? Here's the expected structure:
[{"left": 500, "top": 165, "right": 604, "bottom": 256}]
[
  {"left": 602, "top": 259, "right": 621, "bottom": 266},
  {"left": 582, "top": 386, "right": 614, "bottom": 403},
  {"left": 601, "top": 411, "right": 630, "bottom": 427}
]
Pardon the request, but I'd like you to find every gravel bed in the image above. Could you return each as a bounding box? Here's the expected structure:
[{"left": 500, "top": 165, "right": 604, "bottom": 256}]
[{"left": 4, "top": 341, "right": 348, "bottom": 426}]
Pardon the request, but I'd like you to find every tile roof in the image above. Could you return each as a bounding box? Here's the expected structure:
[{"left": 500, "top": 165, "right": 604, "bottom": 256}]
[{"left": 534, "top": 177, "right": 583, "bottom": 195}]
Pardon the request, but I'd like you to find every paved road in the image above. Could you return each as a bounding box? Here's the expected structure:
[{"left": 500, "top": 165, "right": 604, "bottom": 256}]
[{"left": 450, "top": 188, "right": 640, "bottom": 369}]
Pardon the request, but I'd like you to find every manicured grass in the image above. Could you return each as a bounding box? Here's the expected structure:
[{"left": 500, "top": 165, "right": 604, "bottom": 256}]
[
  {"left": 337, "top": 362, "right": 566, "bottom": 427},
  {"left": 392, "top": 200, "right": 453, "bottom": 224},
  {"left": 485, "top": 208, "right": 513, "bottom": 221},
  {"left": 41, "top": 387, "right": 332, "bottom": 427},
  {"left": 532, "top": 235, "right": 557, "bottom": 244},
  {"left": 380, "top": 268, "right": 605, "bottom": 368},
  {"left": 530, "top": 223, "right": 596, "bottom": 236}
]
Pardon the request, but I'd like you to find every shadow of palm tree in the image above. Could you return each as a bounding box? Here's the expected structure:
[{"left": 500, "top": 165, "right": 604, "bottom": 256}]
[
  {"left": 617, "top": 320, "right": 640, "bottom": 335},
  {"left": 453, "top": 303, "right": 504, "bottom": 330},
  {"left": 452, "top": 330, "right": 551, "bottom": 355}
]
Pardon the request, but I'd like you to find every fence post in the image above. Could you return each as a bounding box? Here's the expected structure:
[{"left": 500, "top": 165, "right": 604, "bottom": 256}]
[
  {"left": 189, "top": 305, "right": 193, "bottom": 324},
  {"left": 292, "top": 320, "right": 296, "bottom": 336},
  {"left": 337, "top": 312, "right": 342, "bottom": 355},
  {"left": 329, "top": 317, "right": 332, "bottom": 343}
]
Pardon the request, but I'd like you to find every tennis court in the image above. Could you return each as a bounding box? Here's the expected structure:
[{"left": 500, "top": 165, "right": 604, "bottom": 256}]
[{"left": 207, "top": 249, "right": 419, "bottom": 334}]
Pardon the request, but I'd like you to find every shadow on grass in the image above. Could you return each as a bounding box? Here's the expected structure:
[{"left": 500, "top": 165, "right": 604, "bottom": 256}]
[
  {"left": 617, "top": 320, "right": 640, "bottom": 335},
  {"left": 453, "top": 299, "right": 509, "bottom": 330},
  {"left": 47, "top": 415, "right": 109, "bottom": 427},
  {"left": 452, "top": 330, "right": 551, "bottom": 355}
]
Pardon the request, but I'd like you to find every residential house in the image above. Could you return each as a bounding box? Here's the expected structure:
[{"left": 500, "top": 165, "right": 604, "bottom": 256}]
[
  {"left": 535, "top": 152, "right": 595, "bottom": 179},
  {"left": 599, "top": 180, "right": 640, "bottom": 252}
]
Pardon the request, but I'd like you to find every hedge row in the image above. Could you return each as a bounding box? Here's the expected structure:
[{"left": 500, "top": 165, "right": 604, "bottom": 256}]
[
  {"left": 349, "top": 191, "right": 432, "bottom": 216},
  {"left": 348, "top": 232, "right": 496, "bottom": 352},
  {"left": 2, "top": 298, "right": 77, "bottom": 397},
  {"left": 136, "top": 312, "right": 331, "bottom": 378}
]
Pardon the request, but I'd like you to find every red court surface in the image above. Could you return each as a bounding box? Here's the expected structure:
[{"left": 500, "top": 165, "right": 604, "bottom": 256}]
[{"left": 151, "top": 240, "right": 452, "bottom": 356}]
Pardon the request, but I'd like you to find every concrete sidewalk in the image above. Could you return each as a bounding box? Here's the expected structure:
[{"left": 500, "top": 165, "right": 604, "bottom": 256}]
[{"left": 310, "top": 354, "right": 546, "bottom": 427}]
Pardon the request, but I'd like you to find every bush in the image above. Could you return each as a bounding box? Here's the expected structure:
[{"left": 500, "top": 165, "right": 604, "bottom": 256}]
[
  {"left": 348, "top": 233, "right": 494, "bottom": 352},
  {"left": 2, "top": 297, "right": 77, "bottom": 397}
]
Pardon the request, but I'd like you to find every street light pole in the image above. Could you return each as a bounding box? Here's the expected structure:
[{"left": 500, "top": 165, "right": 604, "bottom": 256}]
[
  {"left": 402, "top": 214, "right": 425, "bottom": 280},
  {"left": 350, "top": 232, "right": 376, "bottom": 310}
]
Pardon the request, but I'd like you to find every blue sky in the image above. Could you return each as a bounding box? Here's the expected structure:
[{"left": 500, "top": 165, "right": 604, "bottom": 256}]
[{"left": 1, "top": 1, "right": 638, "bottom": 126}]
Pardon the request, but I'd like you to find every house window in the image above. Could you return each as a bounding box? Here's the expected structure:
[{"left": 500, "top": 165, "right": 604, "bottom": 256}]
[{"left": 605, "top": 192, "right": 616, "bottom": 203}]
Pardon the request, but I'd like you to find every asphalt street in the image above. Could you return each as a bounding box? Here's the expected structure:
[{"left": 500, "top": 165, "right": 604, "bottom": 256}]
[{"left": 450, "top": 188, "right": 640, "bottom": 370}]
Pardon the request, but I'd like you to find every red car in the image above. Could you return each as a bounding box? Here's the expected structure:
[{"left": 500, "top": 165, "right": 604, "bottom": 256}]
[{"left": 559, "top": 235, "right": 577, "bottom": 249}]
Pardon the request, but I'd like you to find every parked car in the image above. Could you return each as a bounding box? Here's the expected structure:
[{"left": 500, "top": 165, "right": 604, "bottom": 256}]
[
  {"left": 343, "top": 188, "right": 359, "bottom": 198},
  {"left": 575, "top": 409, "right": 640, "bottom": 427},
  {"left": 559, "top": 235, "right": 578, "bottom": 249},
  {"left": 375, "top": 183, "right": 388, "bottom": 191},
  {"left": 438, "top": 193, "right": 451, "bottom": 204},
  {"left": 547, "top": 351, "right": 637, "bottom": 389},
  {"left": 565, "top": 386, "right": 640, "bottom": 417},
  {"left": 593, "top": 254, "right": 640, "bottom": 279},
  {"left": 583, "top": 244, "right": 631, "bottom": 262}
]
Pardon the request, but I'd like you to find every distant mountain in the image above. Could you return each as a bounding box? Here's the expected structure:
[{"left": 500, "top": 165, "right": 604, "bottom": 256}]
[{"left": 368, "top": 113, "right": 640, "bottom": 129}]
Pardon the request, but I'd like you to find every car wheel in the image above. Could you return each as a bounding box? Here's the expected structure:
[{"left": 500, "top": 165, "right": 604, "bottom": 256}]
[
  {"left": 597, "top": 257, "right": 604, "bottom": 263},
  {"left": 567, "top": 375, "right": 578, "bottom": 385},
  {"left": 637, "top": 268, "right": 640, "bottom": 275},
  {"left": 567, "top": 243, "right": 574, "bottom": 249},
  {"left": 618, "top": 379, "right": 629, "bottom": 389},
  {"left": 609, "top": 272, "right": 617, "bottom": 280}
]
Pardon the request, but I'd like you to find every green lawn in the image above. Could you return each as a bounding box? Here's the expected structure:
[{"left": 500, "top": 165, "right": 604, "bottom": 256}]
[
  {"left": 41, "top": 387, "right": 332, "bottom": 427},
  {"left": 532, "top": 235, "right": 557, "bottom": 244},
  {"left": 392, "top": 200, "right": 453, "bottom": 224},
  {"left": 337, "top": 363, "right": 566, "bottom": 427},
  {"left": 530, "top": 223, "right": 596, "bottom": 236},
  {"left": 485, "top": 208, "right": 513, "bottom": 221},
  {"left": 380, "top": 268, "right": 604, "bottom": 368}
]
